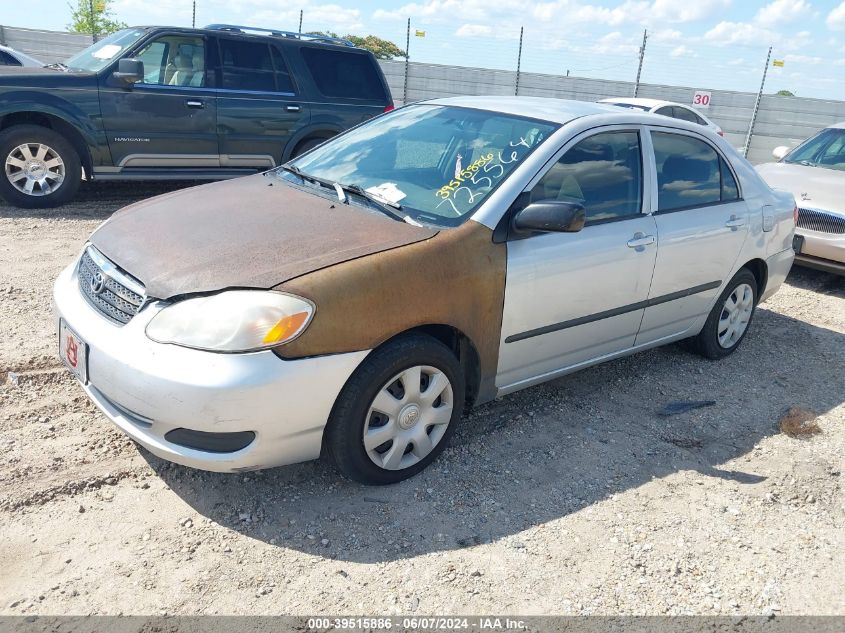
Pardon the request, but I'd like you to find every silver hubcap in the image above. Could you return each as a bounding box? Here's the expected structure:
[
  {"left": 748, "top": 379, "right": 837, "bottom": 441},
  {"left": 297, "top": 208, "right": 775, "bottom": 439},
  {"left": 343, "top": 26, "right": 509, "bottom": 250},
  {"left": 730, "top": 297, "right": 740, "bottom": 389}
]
[
  {"left": 718, "top": 283, "right": 754, "bottom": 348},
  {"left": 5, "top": 142, "right": 65, "bottom": 196},
  {"left": 363, "top": 365, "right": 454, "bottom": 471}
]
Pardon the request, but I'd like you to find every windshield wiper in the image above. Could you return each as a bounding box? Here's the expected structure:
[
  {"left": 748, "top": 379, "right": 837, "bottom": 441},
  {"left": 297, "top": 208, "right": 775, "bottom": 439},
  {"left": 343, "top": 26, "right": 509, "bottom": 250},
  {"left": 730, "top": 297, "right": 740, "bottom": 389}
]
[
  {"left": 44, "top": 62, "right": 69, "bottom": 71},
  {"left": 338, "top": 183, "right": 417, "bottom": 224},
  {"left": 799, "top": 160, "right": 817, "bottom": 167}
]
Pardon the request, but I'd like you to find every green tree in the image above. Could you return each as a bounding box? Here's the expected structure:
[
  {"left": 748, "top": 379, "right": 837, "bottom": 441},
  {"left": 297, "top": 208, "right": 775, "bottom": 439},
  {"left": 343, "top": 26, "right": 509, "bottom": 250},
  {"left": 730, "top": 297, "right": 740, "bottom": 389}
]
[
  {"left": 307, "top": 31, "right": 406, "bottom": 59},
  {"left": 775, "top": 89, "right": 795, "bottom": 96},
  {"left": 68, "top": 0, "right": 127, "bottom": 38}
]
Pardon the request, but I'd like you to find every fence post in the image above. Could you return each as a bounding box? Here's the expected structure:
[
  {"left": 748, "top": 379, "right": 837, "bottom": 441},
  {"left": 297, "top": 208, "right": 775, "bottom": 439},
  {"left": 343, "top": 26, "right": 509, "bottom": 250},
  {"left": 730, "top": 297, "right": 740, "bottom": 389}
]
[
  {"left": 192, "top": 1, "right": 196, "bottom": 28},
  {"left": 514, "top": 26, "right": 523, "bottom": 96},
  {"left": 88, "top": 0, "right": 98, "bottom": 42},
  {"left": 633, "top": 28, "right": 647, "bottom": 97},
  {"left": 403, "top": 18, "right": 411, "bottom": 105},
  {"left": 743, "top": 46, "right": 772, "bottom": 159},
  {"left": 0, "top": 25, "right": 5, "bottom": 46},
  {"left": 298, "top": 9, "right": 303, "bottom": 34}
]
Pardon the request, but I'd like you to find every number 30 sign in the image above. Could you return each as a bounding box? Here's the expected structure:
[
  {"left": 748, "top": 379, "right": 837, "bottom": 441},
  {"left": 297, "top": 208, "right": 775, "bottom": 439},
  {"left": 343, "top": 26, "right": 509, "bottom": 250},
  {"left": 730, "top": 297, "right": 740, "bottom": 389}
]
[{"left": 693, "top": 91, "right": 712, "bottom": 108}]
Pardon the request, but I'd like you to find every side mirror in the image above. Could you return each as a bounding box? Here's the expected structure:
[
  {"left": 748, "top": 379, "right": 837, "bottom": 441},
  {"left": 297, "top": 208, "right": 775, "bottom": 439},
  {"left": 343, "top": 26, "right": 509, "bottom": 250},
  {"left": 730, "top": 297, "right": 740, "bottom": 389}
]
[
  {"left": 113, "top": 58, "right": 143, "bottom": 85},
  {"left": 512, "top": 200, "right": 586, "bottom": 234},
  {"left": 772, "top": 146, "right": 789, "bottom": 161}
]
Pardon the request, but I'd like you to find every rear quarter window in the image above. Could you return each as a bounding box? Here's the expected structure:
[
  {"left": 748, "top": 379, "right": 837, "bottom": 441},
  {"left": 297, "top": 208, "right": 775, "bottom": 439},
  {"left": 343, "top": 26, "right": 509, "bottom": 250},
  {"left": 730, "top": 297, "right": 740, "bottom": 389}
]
[{"left": 300, "top": 47, "right": 387, "bottom": 101}]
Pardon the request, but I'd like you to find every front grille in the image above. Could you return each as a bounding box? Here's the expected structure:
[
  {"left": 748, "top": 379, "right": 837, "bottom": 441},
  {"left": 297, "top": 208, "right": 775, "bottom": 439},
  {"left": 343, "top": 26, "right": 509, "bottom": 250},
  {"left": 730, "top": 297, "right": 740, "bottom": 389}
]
[
  {"left": 78, "top": 247, "right": 145, "bottom": 325},
  {"left": 797, "top": 208, "right": 845, "bottom": 234}
]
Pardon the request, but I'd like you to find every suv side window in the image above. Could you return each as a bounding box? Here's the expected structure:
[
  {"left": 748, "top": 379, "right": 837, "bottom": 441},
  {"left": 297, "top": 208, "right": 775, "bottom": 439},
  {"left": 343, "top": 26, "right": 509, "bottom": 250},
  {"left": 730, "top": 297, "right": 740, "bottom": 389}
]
[
  {"left": 134, "top": 36, "right": 206, "bottom": 87},
  {"left": 219, "top": 38, "right": 278, "bottom": 92},
  {"left": 653, "top": 131, "right": 725, "bottom": 211},
  {"left": 529, "top": 131, "right": 643, "bottom": 225},
  {"left": 270, "top": 46, "right": 295, "bottom": 94},
  {"left": 300, "top": 48, "right": 387, "bottom": 100}
]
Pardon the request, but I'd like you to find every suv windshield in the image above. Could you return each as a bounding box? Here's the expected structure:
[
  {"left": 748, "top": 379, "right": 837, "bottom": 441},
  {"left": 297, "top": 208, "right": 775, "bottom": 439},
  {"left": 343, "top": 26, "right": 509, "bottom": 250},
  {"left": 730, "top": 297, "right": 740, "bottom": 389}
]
[
  {"left": 285, "top": 104, "right": 557, "bottom": 226},
  {"left": 64, "top": 28, "right": 147, "bottom": 72},
  {"left": 783, "top": 127, "right": 845, "bottom": 171}
]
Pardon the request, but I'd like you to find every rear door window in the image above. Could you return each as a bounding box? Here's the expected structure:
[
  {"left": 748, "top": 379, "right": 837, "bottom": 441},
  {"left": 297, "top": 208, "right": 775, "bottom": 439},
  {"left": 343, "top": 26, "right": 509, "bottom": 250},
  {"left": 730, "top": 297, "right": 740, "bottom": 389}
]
[
  {"left": 218, "top": 38, "right": 277, "bottom": 92},
  {"left": 0, "top": 50, "right": 21, "bottom": 66},
  {"left": 672, "top": 106, "right": 705, "bottom": 125},
  {"left": 301, "top": 47, "right": 387, "bottom": 101},
  {"left": 652, "top": 132, "right": 724, "bottom": 211}
]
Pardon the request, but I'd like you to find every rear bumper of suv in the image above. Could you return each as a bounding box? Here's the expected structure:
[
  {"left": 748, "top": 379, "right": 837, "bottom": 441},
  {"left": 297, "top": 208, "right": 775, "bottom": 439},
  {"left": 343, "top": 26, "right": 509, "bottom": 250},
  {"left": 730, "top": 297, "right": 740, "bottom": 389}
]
[{"left": 53, "top": 261, "right": 369, "bottom": 472}]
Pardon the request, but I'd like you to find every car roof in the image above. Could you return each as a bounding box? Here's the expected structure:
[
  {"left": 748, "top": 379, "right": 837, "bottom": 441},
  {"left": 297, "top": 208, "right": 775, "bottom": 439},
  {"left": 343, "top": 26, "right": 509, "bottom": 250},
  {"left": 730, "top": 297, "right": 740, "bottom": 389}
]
[
  {"left": 827, "top": 122, "right": 845, "bottom": 129},
  {"left": 423, "top": 96, "right": 623, "bottom": 124},
  {"left": 598, "top": 97, "right": 675, "bottom": 109}
]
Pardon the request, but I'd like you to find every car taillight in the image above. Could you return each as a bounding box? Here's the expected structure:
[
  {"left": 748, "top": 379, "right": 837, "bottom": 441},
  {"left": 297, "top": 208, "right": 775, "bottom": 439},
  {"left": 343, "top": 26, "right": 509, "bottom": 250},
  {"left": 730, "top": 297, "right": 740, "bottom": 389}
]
[
  {"left": 793, "top": 205, "right": 799, "bottom": 225},
  {"left": 383, "top": 104, "right": 395, "bottom": 113}
]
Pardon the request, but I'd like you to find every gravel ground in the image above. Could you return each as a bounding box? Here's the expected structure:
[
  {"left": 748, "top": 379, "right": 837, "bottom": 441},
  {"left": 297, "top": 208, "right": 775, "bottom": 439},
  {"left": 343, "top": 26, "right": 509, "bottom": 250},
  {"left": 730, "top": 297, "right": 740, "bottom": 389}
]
[{"left": 0, "top": 181, "right": 843, "bottom": 616}]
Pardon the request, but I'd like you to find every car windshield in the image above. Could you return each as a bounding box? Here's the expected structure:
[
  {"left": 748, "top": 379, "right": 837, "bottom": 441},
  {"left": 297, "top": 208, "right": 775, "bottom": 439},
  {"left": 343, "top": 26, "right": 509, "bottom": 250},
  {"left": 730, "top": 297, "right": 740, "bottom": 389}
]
[
  {"left": 606, "top": 102, "right": 650, "bottom": 112},
  {"left": 783, "top": 127, "right": 845, "bottom": 171},
  {"left": 284, "top": 104, "right": 557, "bottom": 226},
  {"left": 64, "top": 28, "right": 147, "bottom": 72}
]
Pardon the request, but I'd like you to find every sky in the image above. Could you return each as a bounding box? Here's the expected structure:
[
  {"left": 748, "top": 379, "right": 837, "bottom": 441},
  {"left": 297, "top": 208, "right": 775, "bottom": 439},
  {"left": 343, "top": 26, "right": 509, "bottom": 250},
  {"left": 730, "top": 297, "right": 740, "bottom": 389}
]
[{"left": 3, "top": 0, "right": 845, "bottom": 98}]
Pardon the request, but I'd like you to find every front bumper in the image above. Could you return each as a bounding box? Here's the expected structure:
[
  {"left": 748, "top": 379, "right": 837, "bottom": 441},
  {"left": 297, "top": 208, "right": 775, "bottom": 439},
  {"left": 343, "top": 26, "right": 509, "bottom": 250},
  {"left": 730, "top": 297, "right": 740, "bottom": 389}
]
[
  {"left": 53, "top": 262, "right": 369, "bottom": 472},
  {"left": 795, "top": 228, "right": 845, "bottom": 274}
]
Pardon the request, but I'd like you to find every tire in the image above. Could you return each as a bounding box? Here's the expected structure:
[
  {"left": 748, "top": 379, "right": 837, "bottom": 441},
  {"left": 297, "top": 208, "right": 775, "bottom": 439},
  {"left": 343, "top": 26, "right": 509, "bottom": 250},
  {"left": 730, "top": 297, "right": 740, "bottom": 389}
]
[
  {"left": 0, "top": 125, "right": 81, "bottom": 209},
  {"left": 693, "top": 268, "right": 758, "bottom": 360},
  {"left": 291, "top": 136, "right": 329, "bottom": 158},
  {"left": 324, "top": 333, "right": 465, "bottom": 485}
]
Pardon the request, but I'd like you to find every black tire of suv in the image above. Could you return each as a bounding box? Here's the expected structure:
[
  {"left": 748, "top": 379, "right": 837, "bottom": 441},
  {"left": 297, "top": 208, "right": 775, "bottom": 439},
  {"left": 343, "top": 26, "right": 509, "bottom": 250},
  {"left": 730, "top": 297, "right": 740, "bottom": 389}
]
[
  {"left": 291, "top": 136, "right": 328, "bottom": 158},
  {"left": 693, "top": 268, "right": 758, "bottom": 360},
  {"left": 324, "top": 333, "right": 465, "bottom": 485},
  {"left": 0, "top": 125, "right": 81, "bottom": 209}
]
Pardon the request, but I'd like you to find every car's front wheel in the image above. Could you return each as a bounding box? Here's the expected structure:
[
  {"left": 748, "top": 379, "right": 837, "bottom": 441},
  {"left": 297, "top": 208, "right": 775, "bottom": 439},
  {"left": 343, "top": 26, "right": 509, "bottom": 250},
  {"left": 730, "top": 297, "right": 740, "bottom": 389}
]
[
  {"left": 0, "top": 125, "right": 81, "bottom": 209},
  {"left": 693, "top": 268, "right": 758, "bottom": 359},
  {"left": 324, "top": 333, "right": 465, "bottom": 485}
]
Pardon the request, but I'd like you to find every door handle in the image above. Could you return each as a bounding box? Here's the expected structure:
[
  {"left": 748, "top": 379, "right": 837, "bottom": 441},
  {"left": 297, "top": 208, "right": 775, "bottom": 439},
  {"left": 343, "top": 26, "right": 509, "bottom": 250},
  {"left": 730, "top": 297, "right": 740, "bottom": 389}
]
[
  {"left": 627, "top": 233, "right": 656, "bottom": 248},
  {"left": 725, "top": 215, "right": 746, "bottom": 229},
  {"left": 285, "top": 104, "right": 301, "bottom": 112},
  {"left": 185, "top": 99, "right": 204, "bottom": 108}
]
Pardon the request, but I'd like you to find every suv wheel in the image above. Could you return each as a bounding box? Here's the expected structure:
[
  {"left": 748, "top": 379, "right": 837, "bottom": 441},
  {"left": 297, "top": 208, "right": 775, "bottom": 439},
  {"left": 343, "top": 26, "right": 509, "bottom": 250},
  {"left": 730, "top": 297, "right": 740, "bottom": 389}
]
[
  {"left": 693, "top": 268, "right": 758, "bottom": 360},
  {"left": 0, "top": 125, "right": 81, "bottom": 208},
  {"left": 324, "top": 334, "right": 465, "bottom": 485},
  {"left": 291, "top": 136, "right": 328, "bottom": 158}
]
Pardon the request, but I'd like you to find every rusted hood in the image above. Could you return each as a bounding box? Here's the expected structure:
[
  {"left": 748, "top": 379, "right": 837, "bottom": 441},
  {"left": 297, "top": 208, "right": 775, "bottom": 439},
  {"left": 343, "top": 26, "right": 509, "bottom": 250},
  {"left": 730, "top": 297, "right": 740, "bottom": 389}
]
[{"left": 90, "top": 174, "right": 437, "bottom": 299}]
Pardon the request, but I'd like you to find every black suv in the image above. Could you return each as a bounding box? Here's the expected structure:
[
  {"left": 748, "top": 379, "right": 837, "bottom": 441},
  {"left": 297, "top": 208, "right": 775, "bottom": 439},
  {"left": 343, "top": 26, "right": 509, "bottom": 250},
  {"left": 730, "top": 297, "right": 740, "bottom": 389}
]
[{"left": 0, "top": 24, "right": 394, "bottom": 208}]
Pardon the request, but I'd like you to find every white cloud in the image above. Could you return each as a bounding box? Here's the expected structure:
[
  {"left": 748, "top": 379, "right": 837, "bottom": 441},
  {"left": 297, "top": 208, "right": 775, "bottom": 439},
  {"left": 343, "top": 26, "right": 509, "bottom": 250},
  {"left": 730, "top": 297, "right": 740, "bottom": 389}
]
[
  {"left": 455, "top": 23, "right": 492, "bottom": 37},
  {"left": 754, "top": 0, "right": 812, "bottom": 28},
  {"left": 670, "top": 44, "right": 697, "bottom": 57},
  {"left": 704, "top": 20, "right": 776, "bottom": 45},
  {"left": 784, "top": 53, "right": 823, "bottom": 64},
  {"left": 648, "top": 0, "right": 732, "bottom": 23},
  {"left": 828, "top": 1, "right": 845, "bottom": 30}
]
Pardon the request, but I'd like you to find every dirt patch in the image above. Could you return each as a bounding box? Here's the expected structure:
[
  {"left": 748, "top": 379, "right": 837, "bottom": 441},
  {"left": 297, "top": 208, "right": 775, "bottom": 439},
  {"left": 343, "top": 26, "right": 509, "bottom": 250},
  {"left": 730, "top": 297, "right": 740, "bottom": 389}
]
[
  {"left": 778, "top": 407, "right": 822, "bottom": 438},
  {"left": 1, "top": 184, "right": 844, "bottom": 616}
]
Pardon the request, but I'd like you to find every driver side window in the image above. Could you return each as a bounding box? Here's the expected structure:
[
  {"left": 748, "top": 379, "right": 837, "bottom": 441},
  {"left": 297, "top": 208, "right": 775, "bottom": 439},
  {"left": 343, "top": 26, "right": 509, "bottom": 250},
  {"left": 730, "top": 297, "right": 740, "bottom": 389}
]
[
  {"left": 134, "top": 36, "right": 206, "bottom": 87},
  {"left": 529, "top": 131, "right": 643, "bottom": 225}
]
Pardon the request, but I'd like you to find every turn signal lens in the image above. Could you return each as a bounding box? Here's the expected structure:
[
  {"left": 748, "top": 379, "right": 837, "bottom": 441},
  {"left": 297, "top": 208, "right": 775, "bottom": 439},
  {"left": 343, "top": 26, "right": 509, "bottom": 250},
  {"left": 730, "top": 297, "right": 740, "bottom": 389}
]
[
  {"left": 383, "top": 104, "right": 395, "bottom": 113},
  {"left": 262, "top": 311, "right": 310, "bottom": 344}
]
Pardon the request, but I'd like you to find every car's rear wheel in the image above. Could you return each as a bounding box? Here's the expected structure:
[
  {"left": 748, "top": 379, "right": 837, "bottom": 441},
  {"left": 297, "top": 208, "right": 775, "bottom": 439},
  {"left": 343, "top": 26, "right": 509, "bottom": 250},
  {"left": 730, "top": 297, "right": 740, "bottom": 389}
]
[
  {"left": 324, "top": 333, "right": 465, "bottom": 485},
  {"left": 0, "top": 125, "right": 81, "bottom": 208},
  {"left": 693, "top": 268, "right": 758, "bottom": 359}
]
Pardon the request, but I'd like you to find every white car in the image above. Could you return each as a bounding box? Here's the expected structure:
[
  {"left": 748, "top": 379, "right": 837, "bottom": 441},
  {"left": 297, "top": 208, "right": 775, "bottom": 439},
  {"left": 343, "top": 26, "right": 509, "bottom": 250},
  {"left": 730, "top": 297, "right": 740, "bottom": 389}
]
[
  {"left": 0, "top": 45, "right": 43, "bottom": 68},
  {"left": 756, "top": 124, "right": 845, "bottom": 275},
  {"left": 53, "top": 97, "right": 795, "bottom": 483},
  {"left": 599, "top": 97, "right": 724, "bottom": 137}
]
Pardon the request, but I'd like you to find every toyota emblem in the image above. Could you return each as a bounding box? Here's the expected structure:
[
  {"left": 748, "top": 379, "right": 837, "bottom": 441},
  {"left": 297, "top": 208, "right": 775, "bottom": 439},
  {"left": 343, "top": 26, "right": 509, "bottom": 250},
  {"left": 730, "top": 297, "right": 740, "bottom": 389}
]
[{"left": 90, "top": 272, "right": 106, "bottom": 295}]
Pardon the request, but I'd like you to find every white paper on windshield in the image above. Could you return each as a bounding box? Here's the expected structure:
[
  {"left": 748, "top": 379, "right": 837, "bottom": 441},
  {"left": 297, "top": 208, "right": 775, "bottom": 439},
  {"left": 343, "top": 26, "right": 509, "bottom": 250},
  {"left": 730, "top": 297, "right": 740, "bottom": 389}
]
[
  {"left": 92, "top": 44, "right": 122, "bottom": 60},
  {"left": 365, "top": 182, "right": 406, "bottom": 205}
]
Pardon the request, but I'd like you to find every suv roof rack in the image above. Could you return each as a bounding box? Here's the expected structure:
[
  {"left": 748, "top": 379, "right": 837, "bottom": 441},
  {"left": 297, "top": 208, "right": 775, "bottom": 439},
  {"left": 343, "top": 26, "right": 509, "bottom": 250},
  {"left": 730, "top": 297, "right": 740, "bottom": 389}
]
[{"left": 204, "top": 24, "right": 355, "bottom": 47}]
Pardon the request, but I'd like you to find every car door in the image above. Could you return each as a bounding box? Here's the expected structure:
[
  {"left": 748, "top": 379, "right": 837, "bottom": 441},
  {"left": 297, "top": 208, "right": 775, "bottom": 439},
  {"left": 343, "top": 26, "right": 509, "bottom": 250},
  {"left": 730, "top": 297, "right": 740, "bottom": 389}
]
[
  {"left": 98, "top": 33, "right": 218, "bottom": 168},
  {"left": 496, "top": 127, "right": 658, "bottom": 391},
  {"left": 214, "top": 36, "right": 309, "bottom": 168},
  {"left": 635, "top": 128, "right": 748, "bottom": 346}
]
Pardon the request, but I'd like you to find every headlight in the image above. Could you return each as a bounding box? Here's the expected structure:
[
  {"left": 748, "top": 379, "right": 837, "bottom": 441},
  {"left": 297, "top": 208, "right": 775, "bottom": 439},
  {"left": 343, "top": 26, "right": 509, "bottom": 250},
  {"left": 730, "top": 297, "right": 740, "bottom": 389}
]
[{"left": 145, "top": 291, "right": 314, "bottom": 352}]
